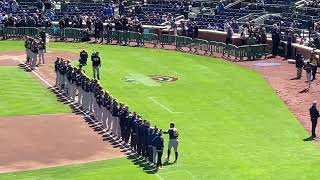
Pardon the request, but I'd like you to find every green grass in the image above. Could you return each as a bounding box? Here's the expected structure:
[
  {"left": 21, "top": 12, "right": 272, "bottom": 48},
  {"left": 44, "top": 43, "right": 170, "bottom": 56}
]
[
  {"left": 1, "top": 41, "right": 320, "bottom": 179},
  {"left": 0, "top": 67, "right": 70, "bottom": 116}
]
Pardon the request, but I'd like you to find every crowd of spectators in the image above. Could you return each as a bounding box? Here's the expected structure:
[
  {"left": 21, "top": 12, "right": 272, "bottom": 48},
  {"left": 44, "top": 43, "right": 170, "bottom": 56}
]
[{"left": 304, "top": 0, "right": 320, "bottom": 8}]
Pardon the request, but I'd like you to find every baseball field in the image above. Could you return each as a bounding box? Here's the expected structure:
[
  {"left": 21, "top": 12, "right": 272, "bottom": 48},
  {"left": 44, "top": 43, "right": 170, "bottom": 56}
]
[{"left": 1, "top": 40, "right": 320, "bottom": 179}]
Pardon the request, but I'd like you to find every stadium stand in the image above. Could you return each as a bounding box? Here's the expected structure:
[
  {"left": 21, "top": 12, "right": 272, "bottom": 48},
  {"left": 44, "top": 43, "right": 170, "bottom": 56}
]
[{"left": 0, "top": 0, "right": 320, "bottom": 50}]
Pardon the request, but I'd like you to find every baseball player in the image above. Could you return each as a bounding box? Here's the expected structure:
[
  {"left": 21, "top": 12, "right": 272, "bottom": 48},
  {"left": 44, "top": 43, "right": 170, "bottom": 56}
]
[
  {"left": 38, "top": 39, "right": 46, "bottom": 65},
  {"left": 101, "top": 92, "right": 110, "bottom": 129},
  {"left": 164, "top": 122, "right": 179, "bottom": 163},
  {"left": 106, "top": 95, "right": 114, "bottom": 131},
  {"left": 119, "top": 105, "right": 129, "bottom": 141},
  {"left": 91, "top": 52, "right": 101, "bottom": 80},
  {"left": 111, "top": 100, "right": 121, "bottom": 139},
  {"left": 129, "top": 112, "right": 138, "bottom": 151},
  {"left": 84, "top": 78, "right": 92, "bottom": 112},
  {"left": 152, "top": 130, "right": 164, "bottom": 169},
  {"left": 30, "top": 39, "right": 38, "bottom": 70},
  {"left": 24, "top": 36, "right": 31, "bottom": 65},
  {"left": 54, "top": 57, "right": 61, "bottom": 87},
  {"left": 151, "top": 127, "right": 159, "bottom": 163},
  {"left": 79, "top": 49, "right": 88, "bottom": 68}
]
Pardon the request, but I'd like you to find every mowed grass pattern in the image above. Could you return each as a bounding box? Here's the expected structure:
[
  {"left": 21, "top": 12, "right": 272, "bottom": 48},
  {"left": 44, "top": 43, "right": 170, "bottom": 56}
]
[
  {"left": 0, "top": 41, "right": 320, "bottom": 179},
  {"left": 0, "top": 67, "right": 70, "bottom": 116}
]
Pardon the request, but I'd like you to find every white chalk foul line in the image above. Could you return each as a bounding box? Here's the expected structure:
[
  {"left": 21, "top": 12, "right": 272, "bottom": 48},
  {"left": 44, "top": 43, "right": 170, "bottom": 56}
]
[{"left": 148, "top": 97, "right": 182, "bottom": 114}]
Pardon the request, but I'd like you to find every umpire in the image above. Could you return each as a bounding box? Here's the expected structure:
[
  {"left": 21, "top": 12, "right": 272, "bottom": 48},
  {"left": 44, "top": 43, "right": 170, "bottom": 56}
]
[{"left": 310, "top": 101, "right": 319, "bottom": 138}]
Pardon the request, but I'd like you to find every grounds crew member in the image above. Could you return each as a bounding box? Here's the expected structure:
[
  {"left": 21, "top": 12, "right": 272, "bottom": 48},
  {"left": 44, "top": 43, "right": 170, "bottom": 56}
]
[
  {"left": 79, "top": 49, "right": 88, "bottom": 68},
  {"left": 310, "top": 101, "right": 319, "bottom": 138},
  {"left": 38, "top": 39, "right": 46, "bottom": 65},
  {"left": 164, "top": 122, "right": 179, "bottom": 163},
  {"left": 152, "top": 130, "right": 164, "bottom": 169},
  {"left": 91, "top": 52, "right": 101, "bottom": 80}
]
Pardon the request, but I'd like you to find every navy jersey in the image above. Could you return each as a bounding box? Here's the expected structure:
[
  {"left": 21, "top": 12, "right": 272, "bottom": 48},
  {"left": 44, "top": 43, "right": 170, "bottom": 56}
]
[
  {"left": 54, "top": 60, "right": 60, "bottom": 72},
  {"left": 152, "top": 135, "right": 164, "bottom": 151},
  {"left": 91, "top": 55, "right": 101, "bottom": 67},
  {"left": 165, "top": 128, "right": 179, "bottom": 139},
  {"left": 112, "top": 105, "right": 119, "bottom": 117}
]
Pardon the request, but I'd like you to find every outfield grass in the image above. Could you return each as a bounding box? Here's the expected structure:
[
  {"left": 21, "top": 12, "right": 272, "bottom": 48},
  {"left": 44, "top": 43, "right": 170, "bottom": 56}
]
[
  {"left": 1, "top": 41, "right": 320, "bottom": 179},
  {"left": 0, "top": 67, "right": 70, "bottom": 116}
]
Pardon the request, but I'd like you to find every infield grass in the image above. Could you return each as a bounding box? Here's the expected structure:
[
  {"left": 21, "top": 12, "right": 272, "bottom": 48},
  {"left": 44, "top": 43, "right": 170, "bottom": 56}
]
[
  {"left": 0, "top": 41, "right": 320, "bottom": 179},
  {"left": 0, "top": 67, "right": 70, "bottom": 116}
]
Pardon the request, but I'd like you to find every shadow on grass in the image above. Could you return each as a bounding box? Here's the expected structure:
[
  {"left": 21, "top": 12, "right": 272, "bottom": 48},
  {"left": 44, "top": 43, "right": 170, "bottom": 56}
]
[{"left": 303, "top": 136, "right": 315, "bottom": 141}]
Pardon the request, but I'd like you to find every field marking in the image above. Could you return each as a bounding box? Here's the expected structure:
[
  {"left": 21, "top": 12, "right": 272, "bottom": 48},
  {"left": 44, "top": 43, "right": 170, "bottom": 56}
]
[
  {"left": 155, "top": 173, "right": 165, "bottom": 180},
  {"left": 148, "top": 97, "right": 183, "bottom": 114}
]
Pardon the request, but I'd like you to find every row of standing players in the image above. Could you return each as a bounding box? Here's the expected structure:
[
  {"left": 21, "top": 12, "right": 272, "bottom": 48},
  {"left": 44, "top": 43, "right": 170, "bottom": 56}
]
[
  {"left": 54, "top": 56, "right": 179, "bottom": 169},
  {"left": 24, "top": 37, "right": 46, "bottom": 70}
]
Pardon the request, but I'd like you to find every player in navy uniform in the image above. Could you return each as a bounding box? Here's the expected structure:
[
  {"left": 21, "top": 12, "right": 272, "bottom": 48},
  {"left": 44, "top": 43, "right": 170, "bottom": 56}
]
[
  {"left": 79, "top": 49, "right": 88, "bottom": 68},
  {"left": 30, "top": 39, "right": 39, "bottom": 70},
  {"left": 38, "top": 40, "right": 46, "bottom": 65},
  {"left": 152, "top": 130, "right": 164, "bottom": 169},
  {"left": 25, "top": 36, "right": 32, "bottom": 64},
  {"left": 111, "top": 99, "right": 120, "bottom": 139},
  {"left": 91, "top": 52, "right": 101, "bottom": 80},
  {"left": 130, "top": 112, "right": 138, "bottom": 151},
  {"left": 119, "top": 105, "right": 129, "bottom": 142},
  {"left": 164, "top": 122, "right": 179, "bottom": 163},
  {"left": 54, "top": 57, "right": 62, "bottom": 87}
]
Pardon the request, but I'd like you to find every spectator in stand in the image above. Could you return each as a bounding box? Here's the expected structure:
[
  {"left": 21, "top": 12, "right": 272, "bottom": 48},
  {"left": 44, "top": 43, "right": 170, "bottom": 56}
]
[
  {"left": 10, "top": 0, "right": 18, "bottom": 13},
  {"left": 119, "top": 2, "right": 125, "bottom": 16},
  {"left": 0, "top": 12, "right": 4, "bottom": 25},
  {"left": 260, "top": 28, "right": 267, "bottom": 44},
  {"left": 226, "top": 25, "right": 234, "bottom": 44},
  {"left": 186, "top": 22, "right": 193, "bottom": 38},
  {"left": 36, "top": 0, "right": 44, "bottom": 12},
  {"left": 286, "top": 30, "right": 294, "bottom": 60},
  {"left": 271, "top": 24, "right": 280, "bottom": 57},
  {"left": 86, "top": 16, "right": 92, "bottom": 31},
  {"left": 217, "top": 0, "right": 225, "bottom": 15},
  {"left": 193, "top": 23, "right": 199, "bottom": 39},
  {"left": 240, "top": 27, "right": 247, "bottom": 45},
  {"left": 180, "top": 22, "right": 187, "bottom": 36}
]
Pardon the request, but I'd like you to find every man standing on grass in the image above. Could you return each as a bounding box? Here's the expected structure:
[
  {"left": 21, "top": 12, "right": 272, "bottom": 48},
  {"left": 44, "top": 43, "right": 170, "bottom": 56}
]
[
  {"left": 310, "top": 101, "right": 319, "bottom": 138},
  {"left": 79, "top": 49, "right": 88, "bottom": 68},
  {"left": 91, "top": 52, "right": 101, "bottom": 80},
  {"left": 164, "top": 122, "right": 179, "bottom": 163},
  {"left": 152, "top": 130, "right": 164, "bottom": 169}
]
